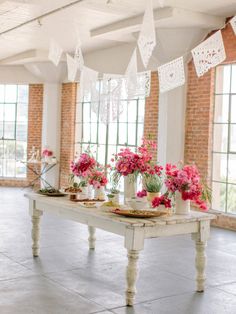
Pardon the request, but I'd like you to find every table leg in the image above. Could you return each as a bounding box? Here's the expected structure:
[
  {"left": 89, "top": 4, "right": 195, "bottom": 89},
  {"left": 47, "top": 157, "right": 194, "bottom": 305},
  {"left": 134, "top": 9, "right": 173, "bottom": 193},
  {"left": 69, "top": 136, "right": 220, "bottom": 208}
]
[
  {"left": 195, "top": 240, "right": 207, "bottom": 292},
  {"left": 88, "top": 226, "right": 96, "bottom": 249},
  {"left": 126, "top": 250, "right": 140, "bottom": 306},
  {"left": 31, "top": 209, "right": 42, "bottom": 257}
]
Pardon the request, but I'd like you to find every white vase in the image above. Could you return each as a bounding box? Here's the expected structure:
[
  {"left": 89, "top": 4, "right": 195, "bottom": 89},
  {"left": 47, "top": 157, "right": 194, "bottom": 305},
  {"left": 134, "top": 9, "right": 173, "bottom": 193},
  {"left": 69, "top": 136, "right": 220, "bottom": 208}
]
[
  {"left": 175, "top": 191, "right": 190, "bottom": 214},
  {"left": 80, "top": 186, "right": 88, "bottom": 199},
  {"left": 124, "top": 175, "right": 137, "bottom": 203},
  {"left": 94, "top": 186, "right": 105, "bottom": 200}
]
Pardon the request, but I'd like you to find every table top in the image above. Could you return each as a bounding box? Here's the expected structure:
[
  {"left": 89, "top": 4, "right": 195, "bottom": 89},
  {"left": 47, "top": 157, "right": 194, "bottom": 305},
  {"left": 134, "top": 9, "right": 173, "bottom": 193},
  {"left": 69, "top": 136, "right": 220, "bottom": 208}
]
[{"left": 25, "top": 192, "right": 216, "bottom": 228}]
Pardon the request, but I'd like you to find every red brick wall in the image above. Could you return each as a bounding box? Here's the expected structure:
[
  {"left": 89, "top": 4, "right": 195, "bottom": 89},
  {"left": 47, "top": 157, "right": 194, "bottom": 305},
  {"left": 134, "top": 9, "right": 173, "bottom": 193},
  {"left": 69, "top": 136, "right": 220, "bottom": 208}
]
[
  {"left": 59, "top": 83, "right": 77, "bottom": 187},
  {"left": 0, "top": 84, "right": 43, "bottom": 187},
  {"left": 144, "top": 72, "right": 159, "bottom": 161},
  {"left": 185, "top": 22, "right": 236, "bottom": 184}
]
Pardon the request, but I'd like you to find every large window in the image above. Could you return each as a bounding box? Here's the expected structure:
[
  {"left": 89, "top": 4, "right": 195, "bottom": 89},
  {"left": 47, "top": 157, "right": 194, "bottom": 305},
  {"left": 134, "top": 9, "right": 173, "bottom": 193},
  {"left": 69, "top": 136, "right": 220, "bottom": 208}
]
[
  {"left": 75, "top": 81, "right": 145, "bottom": 166},
  {"left": 212, "top": 65, "right": 236, "bottom": 214},
  {"left": 0, "top": 85, "right": 29, "bottom": 178}
]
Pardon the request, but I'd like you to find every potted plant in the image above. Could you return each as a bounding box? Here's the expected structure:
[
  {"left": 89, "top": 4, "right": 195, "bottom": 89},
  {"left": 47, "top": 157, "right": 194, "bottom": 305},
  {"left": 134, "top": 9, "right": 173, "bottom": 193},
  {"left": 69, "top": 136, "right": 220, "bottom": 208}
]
[
  {"left": 143, "top": 173, "right": 163, "bottom": 202},
  {"left": 89, "top": 167, "right": 108, "bottom": 200},
  {"left": 107, "top": 170, "right": 121, "bottom": 203}
]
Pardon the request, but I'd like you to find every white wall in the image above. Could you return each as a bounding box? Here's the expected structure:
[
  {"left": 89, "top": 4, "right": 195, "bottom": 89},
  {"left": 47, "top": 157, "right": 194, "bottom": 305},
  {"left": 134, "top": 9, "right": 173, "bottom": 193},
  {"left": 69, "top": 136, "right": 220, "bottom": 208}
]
[{"left": 0, "top": 65, "right": 41, "bottom": 83}]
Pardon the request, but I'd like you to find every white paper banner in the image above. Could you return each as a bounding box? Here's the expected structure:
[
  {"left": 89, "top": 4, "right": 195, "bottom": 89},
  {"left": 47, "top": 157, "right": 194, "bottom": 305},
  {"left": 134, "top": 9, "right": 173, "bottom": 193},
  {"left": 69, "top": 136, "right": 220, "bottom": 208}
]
[
  {"left": 230, "top": 16, "right": 236, "bottom": 35},
  {"left": 66, "top": 54, "right": 77, "bottom": 82},
  {"left": 74, "top": 43, "right": 84, "bottom": 71},
  {"left": 138, "top": 0, "right": 156, "bottom": 68},
  {"left": 80, "top": 66, "right": 98, "bottom": 101},
  {"left": 48, "top": 39, "right": 63, "bottom": 66},
  {"left": 158, "top": 57, "right": 185, "bottom": 93},
  {"left": 125, "top": 48, "right": 138, "bottom": 99},
  {"left": 191, "top": 31, "right": 226, "bottom": 77}
]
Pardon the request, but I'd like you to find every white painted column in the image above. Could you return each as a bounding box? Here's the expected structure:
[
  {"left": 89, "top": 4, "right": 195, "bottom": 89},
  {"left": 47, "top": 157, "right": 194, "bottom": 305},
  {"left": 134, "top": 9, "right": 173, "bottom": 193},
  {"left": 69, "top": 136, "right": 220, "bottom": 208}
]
[
  {"left": 42, "top": 83, "right": 62, "bottom": 188},
  {"left": 158, "top": 83, "right": 187, "bottom": 165}
]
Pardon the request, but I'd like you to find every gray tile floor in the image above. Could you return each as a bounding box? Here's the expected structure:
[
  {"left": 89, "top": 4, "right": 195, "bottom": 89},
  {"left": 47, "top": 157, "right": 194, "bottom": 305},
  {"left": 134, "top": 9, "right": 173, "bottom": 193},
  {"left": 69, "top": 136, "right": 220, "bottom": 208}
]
[{"left": 0, "top": 187, "right": 236, "bottom": 314}]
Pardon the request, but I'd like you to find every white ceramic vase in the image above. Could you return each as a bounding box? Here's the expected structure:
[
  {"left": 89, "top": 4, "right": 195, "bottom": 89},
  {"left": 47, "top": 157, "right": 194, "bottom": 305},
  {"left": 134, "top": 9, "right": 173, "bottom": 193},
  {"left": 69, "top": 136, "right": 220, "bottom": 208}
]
[
  {"left": 124, "top": 175, "right": 137, "bottom": 203},
  {"left": 175, "top": 191, "right": 190, "bottom": 214}
]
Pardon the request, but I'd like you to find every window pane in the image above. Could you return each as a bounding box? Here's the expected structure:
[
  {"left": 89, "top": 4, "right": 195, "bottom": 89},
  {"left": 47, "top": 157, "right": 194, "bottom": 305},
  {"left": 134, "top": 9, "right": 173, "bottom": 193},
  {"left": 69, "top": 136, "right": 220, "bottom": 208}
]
[
  {"left": 231, "top": 65, "right": 236, "bottom": 94},
  {"left": 127, "top": 101, "right": 137, "bottom": 122},
  {"left": 4, "top": 103, "right": 16, "bottom": 121},
  {"left": 5, "top": 159, "right": 15, "bottom": 177},
  {"left": 230, "top": 125, "right": 236, "bottom": 152},
  {"left": 0, "top": 103, "right": 3, "bottom": 121},
  {"left": 0, "top": 140, "right": 3, "bottom": 158},
  {"left": 138, "top": 99, "right": 145, "bottom": 123},
  {"left": 212, "top": 181, "right": 226, "bottom": 212},
  {"left": 0, "top": 85, "right": 4, "bottom": 102},
  {"left": 17, "top": 85, "right": 28, "bottom": 103},
  {"left": 17, "top": 103, "right": 28, "bottom": 122},
  {"left": 16, "top": 161, "right": 26, "bottom": 178},
  {"left": 231, "top": 95, "right": 236, "bottom": 123},
  {"left": 5, "top": 85, "right": 17, "bottom": 103},
  {"left": 76, "top": 103, "right": 82, "bottom": 123},
  {"left": 90, "top": 123, "right": 97, "bottom": 143},
  {"left": 137, "top": 123, "right": 144, "bottom": 144},
  {"left": 82, "top": 123, "right": 90, "bottom": 142},
  {"left": 16, "top": 123, "right": 27, "bottom": 141},
  {"left": 214, "top": 95, "right": 229, "bottom": 123},
  {"left": 16, "top": 141, "right": 27, "bottom": 160},
  {"left": 213, "top": 124, "right": 228, "bottom": 152},
  {"left": 215, "top": 65, "right": 231, "bottom": 94},
  {"left": 0, "top": 159, "right": 2, "bottom": 176},
  {"left": 228, "top": 154, "right": 236, "bottom": 184},
  {"left": 4, "top": 122, "right": 15, "bottom": 139},
  {"left": 83, "top": 103, "right": 90, "bottom": 123},
  {"left": 119, "top": 123, "right": 127, "bottom": 145},
  {"left": 98, "top": 123, "right": 106, "bottom": 145},
  {"left": 108, "top": 123, "right": 117, "bottom": 145},
  {"left": 97, "top": 144, "right": 106, "bottom": 165},
  {"left": 0, "top": 122, "right": 3, "bottom": 139},
  {"left": 119, "top": 101, "right": 127, "bottom": 122},
  {"left": 212, "top": 153, "right": 227, "bottom": 182},
  {"left": 227, "top": 184, "right": 236, "bottom": 214},
  {"left": 128, "top": 123, "right": 136, "bottom": 145}
]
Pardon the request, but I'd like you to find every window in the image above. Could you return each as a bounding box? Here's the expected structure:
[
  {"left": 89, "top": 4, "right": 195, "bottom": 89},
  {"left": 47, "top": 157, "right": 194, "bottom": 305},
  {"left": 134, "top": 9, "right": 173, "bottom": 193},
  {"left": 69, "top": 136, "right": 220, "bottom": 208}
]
[
  {"left": 0, "top": 85, "right": 29, "bottom": 178},
  {"left": 75, "top": 80, "right": 146, "bottom": 189},
  {"left": 212, "top": 65, "right": 236, "bottom": 214}
]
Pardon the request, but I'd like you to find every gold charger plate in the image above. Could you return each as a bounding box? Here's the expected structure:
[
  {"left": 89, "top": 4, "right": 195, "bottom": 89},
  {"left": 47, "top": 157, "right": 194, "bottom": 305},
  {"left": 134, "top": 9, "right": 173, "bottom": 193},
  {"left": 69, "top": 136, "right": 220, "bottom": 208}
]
[{"left": 111, "top": 209, "right": 169, "bottom": 218}]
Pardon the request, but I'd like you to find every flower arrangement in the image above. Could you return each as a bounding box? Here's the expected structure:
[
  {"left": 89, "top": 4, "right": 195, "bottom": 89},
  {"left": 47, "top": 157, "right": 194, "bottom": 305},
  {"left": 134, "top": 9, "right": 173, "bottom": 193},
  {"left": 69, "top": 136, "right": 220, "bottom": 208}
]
[
  {"left": 165, "top": 163, "right": 210, "bottom": 210},
  {"left": 89, "top": 169, "right": 108, "bottom": 189},
  {"left": 136, "top": 189, "right": 147, "bottom": 198},
  {"left": 70, "top": 152, "right": 96, "bottom": 178},
  {"left": 152, "top": 194, "right": 172, "bottom": 209},
  {"left": 42, "top": 148, "right": 53, "bottom": 157}
]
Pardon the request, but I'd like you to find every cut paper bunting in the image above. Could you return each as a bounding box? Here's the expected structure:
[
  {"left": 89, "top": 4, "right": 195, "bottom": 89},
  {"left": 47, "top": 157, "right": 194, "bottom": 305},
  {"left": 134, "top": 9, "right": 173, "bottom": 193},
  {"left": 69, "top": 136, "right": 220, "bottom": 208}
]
[
  {"left": 191, "top": 31, "right": 226, "bottom": 77},
  {"left": 158, "top": 57, "right": 185, "bottom": 93},
  {"left": 125, "top": 48, "right": 138, "bottom": 99},
  {"left": 80, "top": 66, "right": 98, "bottom": 101},
  {"left": 230, "top": 16, "right": 236, "bottom": 35},
  {"left": 74, "top": 43, "right": 84, "bottom": 71},
  {"left": 138, "top": 0, "right": 156, "bottom": 68},
  {"left": 66, "top": 54, "right": 77, "bottom": 82},
  {"left": 48, "top": 39, "right": 63, "bottom": 66}
]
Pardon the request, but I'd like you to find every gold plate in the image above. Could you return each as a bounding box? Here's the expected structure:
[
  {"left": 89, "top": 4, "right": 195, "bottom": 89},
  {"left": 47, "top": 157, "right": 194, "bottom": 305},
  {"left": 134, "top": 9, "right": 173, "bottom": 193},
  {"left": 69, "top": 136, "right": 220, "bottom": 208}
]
[{"left": 111, "top": 209, "right": 169, "bottom": 218}]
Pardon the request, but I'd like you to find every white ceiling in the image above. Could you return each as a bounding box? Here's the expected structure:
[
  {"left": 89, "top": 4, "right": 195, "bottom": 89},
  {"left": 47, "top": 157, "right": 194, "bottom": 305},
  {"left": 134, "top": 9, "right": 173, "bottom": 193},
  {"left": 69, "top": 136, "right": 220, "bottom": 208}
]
[{"left": 0, "top": 0, "right": 235, "bottom": 65}]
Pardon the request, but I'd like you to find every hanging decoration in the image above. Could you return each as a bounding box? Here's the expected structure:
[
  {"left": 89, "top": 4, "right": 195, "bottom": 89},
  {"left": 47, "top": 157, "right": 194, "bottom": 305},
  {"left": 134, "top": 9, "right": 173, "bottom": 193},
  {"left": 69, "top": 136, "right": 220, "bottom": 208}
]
[
  {"left": 74, "top": 42, "right": 84, "bottom": 71},
  {"left": 80, "top": 66, "right": 99, "bottom": 101},
  {"left": 66, "top": 53, "right": 77, "bottom": 82},
  {"left": 230, "top": 16, "right": 236, "bottom": 35},
  {"left": 125, "top": 48, "right": 138, "bottom": 99},
  {"left": 48, "top": 39, "right": 63, "bottom": 66},
  {"left": 158, "top": 57, "right": 185, "bottom": 93},
  {"left": 138, "top": 0, "right": 156, "bottom": 68},
  {"left": 191, "top": 30, "right": 226, "bottom": 77}
]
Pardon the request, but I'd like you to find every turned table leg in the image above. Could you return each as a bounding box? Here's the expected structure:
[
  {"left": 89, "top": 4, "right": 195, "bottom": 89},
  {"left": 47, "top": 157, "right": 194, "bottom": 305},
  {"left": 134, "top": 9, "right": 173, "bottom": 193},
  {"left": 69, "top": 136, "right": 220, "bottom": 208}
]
[
  {"left": 31, "top": 209, "right": 43, "bottom": 257},
  {"left": 126, "top": 249, "right": 140, "bottom": 306},
  {"left": 88, "top": 226, "right": 96, "bottom": 249},
  {"left": 195, "top": 240, "right": 207, "bottom": 292}
]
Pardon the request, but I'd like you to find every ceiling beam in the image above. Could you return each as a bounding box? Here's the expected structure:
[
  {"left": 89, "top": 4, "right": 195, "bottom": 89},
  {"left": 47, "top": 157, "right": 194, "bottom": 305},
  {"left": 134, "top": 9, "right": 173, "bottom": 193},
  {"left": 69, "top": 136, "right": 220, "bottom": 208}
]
[{"left": 90, "top": 7, "right": 225, "bottom": 39}]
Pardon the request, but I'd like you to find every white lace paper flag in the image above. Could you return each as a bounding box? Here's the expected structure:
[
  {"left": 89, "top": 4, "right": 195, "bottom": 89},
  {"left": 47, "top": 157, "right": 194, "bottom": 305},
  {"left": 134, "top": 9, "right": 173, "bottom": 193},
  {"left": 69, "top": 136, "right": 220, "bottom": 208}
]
[
  {"left": 74, "top": 43, "right": 84, "bottom": 71},
  {"left": 191, "top": 31, "right": 226, "bottom": 77},
  {"left": 230, "top": 16, "right": 236, "bottom": 35},
  {"left": 48, "top": 39, "right": 63, "bottom": 66},
  {"left": 66, "top": 54, "right": 77, "bottom": 82},
  {"left": 80, "top": 66, "right": 98, "bottom": 101},
  {"left": 138, "top": 0, "right": 156, "bottom": 68},
  {"left": 158, "top": 57, "right": 185, "bottom": 93},
  {"left": 125, "top": 48, "right": 138, "bottom": 99}
]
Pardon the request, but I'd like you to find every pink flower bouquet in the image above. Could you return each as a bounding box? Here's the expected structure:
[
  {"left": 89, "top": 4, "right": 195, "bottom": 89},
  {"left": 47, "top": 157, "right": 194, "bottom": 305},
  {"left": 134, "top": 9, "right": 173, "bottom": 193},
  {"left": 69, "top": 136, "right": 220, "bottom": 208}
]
[
  {"left": 70, "top": 153, "right": 96, "bottom": 178},
  {"left": 152, "top": 194, "right": 172, "bottom": 209},
  {"left": 89, "top": 170, "right": 108, "bottom": 189},
  {"left": 42, "top": 149, "right": 53, "bottom": 157}
]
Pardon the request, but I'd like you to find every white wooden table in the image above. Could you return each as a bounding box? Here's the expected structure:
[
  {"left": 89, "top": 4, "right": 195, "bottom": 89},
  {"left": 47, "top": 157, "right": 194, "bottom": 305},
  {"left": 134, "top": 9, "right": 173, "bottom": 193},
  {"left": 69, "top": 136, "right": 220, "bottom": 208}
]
[{"left": 25, "top": 193, "right": 215, "bottom": 306}]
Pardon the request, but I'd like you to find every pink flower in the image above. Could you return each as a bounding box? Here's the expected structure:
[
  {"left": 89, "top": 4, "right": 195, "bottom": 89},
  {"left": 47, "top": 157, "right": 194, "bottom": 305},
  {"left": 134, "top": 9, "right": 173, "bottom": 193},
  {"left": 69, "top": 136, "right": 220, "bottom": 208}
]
[
  {"left": 89, "top": 170, "right": 108, "bottom": 188},
  {"left": 42, "top": 149, "right": 53, "bottom": 157},
  {"left": 71, "top": 153, "right": 96, "bottom": 177},
  {"left": 152, "top": 195, "right": 172, "bottom": 208},
  {"left": 136, "top": 189, "right": 147, "bottom": 198}
]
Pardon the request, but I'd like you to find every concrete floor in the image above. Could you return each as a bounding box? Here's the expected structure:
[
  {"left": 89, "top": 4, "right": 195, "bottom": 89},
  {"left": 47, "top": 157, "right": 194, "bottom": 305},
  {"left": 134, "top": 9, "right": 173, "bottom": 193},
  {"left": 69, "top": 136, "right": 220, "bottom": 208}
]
[{"left": 0, "top": 188, "right": 236, "bottom": 314}]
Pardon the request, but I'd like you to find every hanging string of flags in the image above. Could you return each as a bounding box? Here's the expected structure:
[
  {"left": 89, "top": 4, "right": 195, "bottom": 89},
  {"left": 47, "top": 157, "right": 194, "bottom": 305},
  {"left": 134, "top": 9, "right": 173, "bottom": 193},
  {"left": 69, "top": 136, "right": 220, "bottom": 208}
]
[{"left": 48, "top": 0, "right": 236, "bottom": 101}]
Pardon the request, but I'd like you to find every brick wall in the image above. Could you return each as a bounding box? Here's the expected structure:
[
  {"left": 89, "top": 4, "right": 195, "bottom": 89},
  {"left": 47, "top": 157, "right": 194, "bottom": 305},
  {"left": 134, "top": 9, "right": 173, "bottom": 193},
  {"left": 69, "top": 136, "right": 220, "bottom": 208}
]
[
  {"left": 59, "top": 83, "right": 77, "bottom": 187},
  {"left": 185, "top": 22, "right": 236, "bottom": 229},
  {"left": 144, "top": 71, "right": 159, "bottom": 161},
  {"left": 0, "top": 84, "right": 43, "bottom": 187}
]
